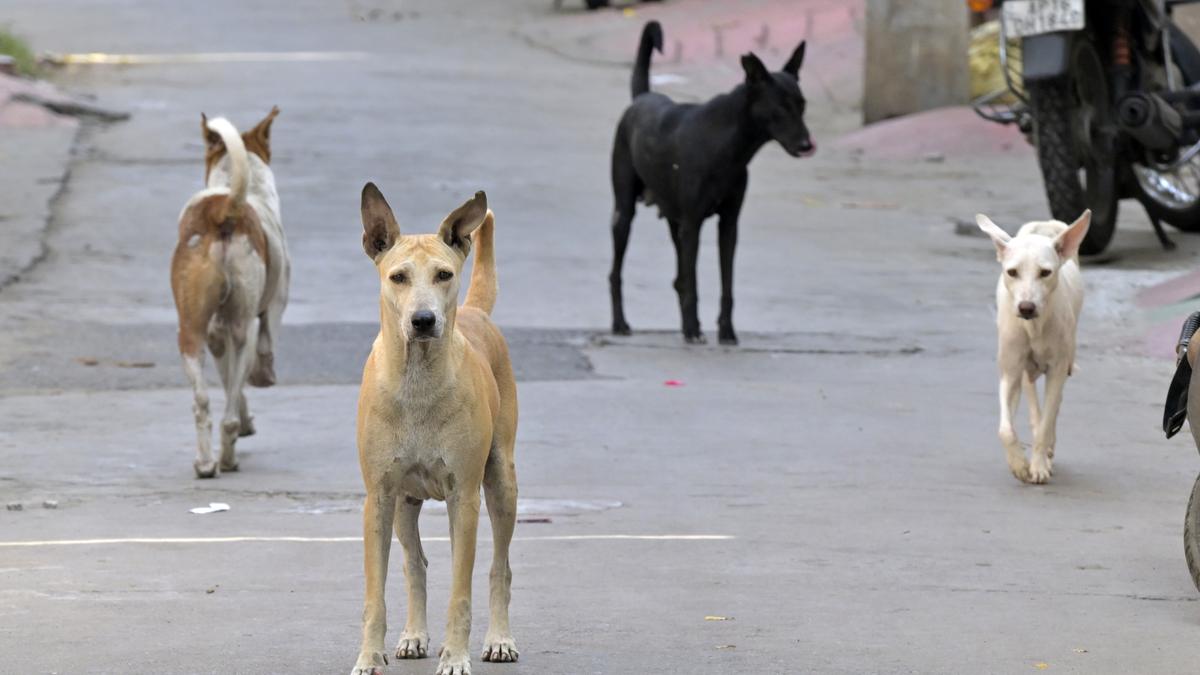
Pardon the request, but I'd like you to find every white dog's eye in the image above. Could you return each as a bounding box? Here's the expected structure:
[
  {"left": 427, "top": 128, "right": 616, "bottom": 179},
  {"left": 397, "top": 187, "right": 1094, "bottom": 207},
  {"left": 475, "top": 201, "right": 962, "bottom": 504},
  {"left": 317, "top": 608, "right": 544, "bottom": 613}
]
[
  {"left": 1006, "top": 269, "right": 1018, "bottom": 278},
  {"left": 1040, "top": 269, "right": 1052, "bottom": 278},
  {"left": 437, "top": 270, "right": 453, "bottom": 282},
  {"left": 389, "top": 272, "right": 407, "bottom": 284}
]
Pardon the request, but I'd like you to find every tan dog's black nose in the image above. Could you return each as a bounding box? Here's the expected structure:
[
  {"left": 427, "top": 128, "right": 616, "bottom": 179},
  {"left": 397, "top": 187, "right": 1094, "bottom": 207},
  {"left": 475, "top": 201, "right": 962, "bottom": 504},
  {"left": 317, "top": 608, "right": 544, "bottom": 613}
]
[
  {"left": 411, "top": 310, "right": 436, "bottom": 333},
  {"left": 1017, "top": 301, "right": 1037, "bottom": 319}
]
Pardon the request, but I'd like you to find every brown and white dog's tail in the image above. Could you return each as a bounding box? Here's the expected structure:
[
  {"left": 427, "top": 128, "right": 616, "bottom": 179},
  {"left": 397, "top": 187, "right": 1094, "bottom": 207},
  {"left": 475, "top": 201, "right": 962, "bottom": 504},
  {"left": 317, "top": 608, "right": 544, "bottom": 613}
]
[
  {"left": 204, "top": 116, "right": 249, "bottom": 221},
  {"left": 464, "top": 209, "right": 497, "bottom": 315}
]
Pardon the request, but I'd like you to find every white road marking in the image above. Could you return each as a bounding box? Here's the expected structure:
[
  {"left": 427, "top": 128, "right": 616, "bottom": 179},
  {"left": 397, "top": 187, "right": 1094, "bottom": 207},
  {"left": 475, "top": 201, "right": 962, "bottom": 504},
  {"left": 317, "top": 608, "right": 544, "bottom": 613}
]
[
  {"left": 0, "top": 534, "right": 733, "bottom": 548},
  {"left": 45, "top": 51, "right": 370, "bottom": 65}
]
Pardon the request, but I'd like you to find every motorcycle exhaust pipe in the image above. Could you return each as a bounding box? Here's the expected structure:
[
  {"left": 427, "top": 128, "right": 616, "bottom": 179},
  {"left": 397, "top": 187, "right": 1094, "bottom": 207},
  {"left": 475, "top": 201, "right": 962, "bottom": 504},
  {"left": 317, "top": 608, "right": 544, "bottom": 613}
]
[{"left": 1118, "top": 92, "right": 1183, "bottom": 151}]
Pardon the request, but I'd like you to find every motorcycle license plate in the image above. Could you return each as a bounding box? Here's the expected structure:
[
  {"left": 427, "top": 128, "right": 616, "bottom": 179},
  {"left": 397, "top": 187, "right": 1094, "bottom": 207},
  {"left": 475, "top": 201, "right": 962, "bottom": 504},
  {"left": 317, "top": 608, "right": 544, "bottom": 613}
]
[{"left": 1002, "top": 0, "right": 1085, "bottom": 38}]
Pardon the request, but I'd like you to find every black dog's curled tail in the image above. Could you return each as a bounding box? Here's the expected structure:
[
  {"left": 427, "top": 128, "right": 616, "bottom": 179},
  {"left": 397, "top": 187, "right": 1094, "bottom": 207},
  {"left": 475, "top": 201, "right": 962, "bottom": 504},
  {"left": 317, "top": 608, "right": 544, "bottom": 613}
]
[{"left": 631, "top": 21, "right": 663, "bottom": 99}]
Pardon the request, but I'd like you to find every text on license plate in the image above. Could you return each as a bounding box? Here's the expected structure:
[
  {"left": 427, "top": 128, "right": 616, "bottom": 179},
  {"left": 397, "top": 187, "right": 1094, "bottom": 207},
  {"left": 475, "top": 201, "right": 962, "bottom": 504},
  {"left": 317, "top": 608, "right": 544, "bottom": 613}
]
[{"left": 1003, "top": 0, "right": 1085, "bottom": 39}]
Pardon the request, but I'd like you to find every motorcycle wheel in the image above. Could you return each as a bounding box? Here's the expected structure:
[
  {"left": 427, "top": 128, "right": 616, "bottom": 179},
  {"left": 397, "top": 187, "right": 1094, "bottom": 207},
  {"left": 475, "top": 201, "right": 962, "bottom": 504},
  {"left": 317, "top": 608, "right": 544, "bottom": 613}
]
[
  {"left": 1185, "top": 472, "right": 1200, "bottom": 592},
  {"left": 1134, "top": 160, "right": 1200, "bottom": 232},
  {"left": 1028, "top": 77, "right": 1119, "bottom": 254}
]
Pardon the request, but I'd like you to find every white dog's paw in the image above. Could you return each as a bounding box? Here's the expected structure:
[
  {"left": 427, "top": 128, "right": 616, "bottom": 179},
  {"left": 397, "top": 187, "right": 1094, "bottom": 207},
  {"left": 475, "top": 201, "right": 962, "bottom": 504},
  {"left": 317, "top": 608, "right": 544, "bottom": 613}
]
[
  {"left": 1005, "top": 453, "right": 1030, "bottom": 483},
  {"left": 350, "top": 650, "right": 387, "bottom": 675},
  {"left": 481, "top": 634, "right": 519, "bottom": 663},
  {"left": 1028, "top": 454, "right": 1052, "bottom": 484},
  {"left": 395, "top": 632, "right": 429, "bottom": 659},
  {"left": 435, "top": 648, "right": 471, "bottom": 675}
]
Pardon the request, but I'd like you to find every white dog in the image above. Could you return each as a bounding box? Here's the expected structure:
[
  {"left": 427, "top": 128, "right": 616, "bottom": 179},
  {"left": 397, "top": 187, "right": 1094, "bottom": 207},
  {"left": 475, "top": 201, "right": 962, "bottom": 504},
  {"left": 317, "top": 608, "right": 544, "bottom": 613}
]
[{"left": 976, "top": 210, "right": 1090, "bottom": 483}]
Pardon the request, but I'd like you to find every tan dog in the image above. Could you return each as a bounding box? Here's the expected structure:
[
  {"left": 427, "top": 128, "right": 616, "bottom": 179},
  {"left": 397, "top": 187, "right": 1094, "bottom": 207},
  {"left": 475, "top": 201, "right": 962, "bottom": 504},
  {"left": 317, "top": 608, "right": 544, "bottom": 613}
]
[
  {"left": 351, "top": 184, "right": 518, "bottom": 675},
  {"left": 170, "top": 108, "right": 288, "bottom": 478}
]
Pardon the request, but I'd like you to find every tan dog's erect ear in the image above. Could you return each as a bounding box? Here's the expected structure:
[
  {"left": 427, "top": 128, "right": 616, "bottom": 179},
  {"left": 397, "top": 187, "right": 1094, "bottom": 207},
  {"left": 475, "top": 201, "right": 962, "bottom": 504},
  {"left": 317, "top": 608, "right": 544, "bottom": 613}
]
[
  {"left": 242, "top": 106, "right": 280, "bottom": 164},
  {"left": 1055, "top": 209, "right": 1092, "bottom": 259},
  {"left": 437, "top": 191, "right": 488, "bottom": 252},
  {"left": 975, "top": 214, "right": 1012, "bottom": 261},
  {"left": 361, "top": 182, "right": 401, "bottom": 262}
]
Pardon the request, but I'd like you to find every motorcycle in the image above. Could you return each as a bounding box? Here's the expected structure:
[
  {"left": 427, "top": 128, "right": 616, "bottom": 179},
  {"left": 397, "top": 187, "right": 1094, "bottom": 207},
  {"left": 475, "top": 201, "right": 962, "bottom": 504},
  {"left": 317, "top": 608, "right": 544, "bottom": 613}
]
[{"left": 972, "top": 0, "right": 1200, "bottom": 254}]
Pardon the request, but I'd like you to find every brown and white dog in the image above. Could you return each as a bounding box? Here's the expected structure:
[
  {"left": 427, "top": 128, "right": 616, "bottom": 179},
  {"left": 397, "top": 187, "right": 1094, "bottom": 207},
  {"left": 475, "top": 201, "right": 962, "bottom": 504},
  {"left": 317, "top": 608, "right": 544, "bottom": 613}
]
[
  {"left": 351, "top": 184, "right": 518, "bottom": 675},
  {"left": 170, "top": 108, "right": 289, "bottom": 478}
]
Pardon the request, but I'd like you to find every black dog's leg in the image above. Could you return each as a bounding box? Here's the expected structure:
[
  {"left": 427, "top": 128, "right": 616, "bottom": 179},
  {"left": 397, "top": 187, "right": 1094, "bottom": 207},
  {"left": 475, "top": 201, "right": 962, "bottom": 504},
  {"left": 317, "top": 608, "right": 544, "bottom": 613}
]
[
  {"left": 673, "top": 220, "right": 704, "bottom": 343},
  {"left": 716, "top": 176, "right": 746, "bottom": 345},
  {"left": 610, "top": 149, "right": 640, "bottom": 336}
]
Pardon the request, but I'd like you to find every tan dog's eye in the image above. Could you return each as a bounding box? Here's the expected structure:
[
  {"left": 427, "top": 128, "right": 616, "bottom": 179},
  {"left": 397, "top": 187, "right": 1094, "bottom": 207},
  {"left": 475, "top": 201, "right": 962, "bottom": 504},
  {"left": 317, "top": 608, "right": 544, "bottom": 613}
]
[
  {"left": 1006, "top": 269, "right": 1018, "bottom": 278},
  {"left": 1040, "top": 269, "right": 1052, "bottom": 278},
  {"left": 389, "top": 272, "right": 407, "bottom": 284},
  {"left": 437, "top": 270, "right": 453, "bottom": 282}
]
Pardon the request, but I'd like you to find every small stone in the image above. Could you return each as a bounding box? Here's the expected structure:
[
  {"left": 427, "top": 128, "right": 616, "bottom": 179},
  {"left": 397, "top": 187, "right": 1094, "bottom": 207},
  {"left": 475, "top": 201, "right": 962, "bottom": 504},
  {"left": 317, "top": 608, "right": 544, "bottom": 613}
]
[
  {"left": 42, "top": 500, "right": 58, "bottom": 509},
  {"left": 6, "top": 502, "right": 23, "bottom": 511},
  {"left": 923, "top": 151, "right": 945, "bottom": 163}
]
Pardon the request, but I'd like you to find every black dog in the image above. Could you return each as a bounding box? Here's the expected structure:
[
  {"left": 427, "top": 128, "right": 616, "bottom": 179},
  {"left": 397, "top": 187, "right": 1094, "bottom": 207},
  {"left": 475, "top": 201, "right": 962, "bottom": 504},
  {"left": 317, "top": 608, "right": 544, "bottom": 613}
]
[{"left": 608, "top": 21, "right": 814, "bottom": 345}]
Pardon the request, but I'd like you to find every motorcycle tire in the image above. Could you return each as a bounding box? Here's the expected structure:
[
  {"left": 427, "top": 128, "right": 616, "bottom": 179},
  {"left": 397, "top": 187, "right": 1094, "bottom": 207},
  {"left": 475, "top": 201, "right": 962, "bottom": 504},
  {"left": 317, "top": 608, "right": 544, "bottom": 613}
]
[
  {"left": 1184, "top": 472, "right": 1200, "bottom": 592},
  {"left": 1028, "top": 78, "right": 1118, "bottom": 255}
]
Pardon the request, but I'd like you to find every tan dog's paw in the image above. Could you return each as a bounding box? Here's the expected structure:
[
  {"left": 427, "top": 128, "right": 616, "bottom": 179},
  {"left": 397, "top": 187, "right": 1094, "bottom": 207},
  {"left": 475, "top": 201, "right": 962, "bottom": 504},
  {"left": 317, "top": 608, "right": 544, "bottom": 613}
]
[
  {"left": 435, "top": 648, "right": 471, "bottom": 675},
  {"left": 481, "top": 635, "right": 518, "bottom": 663},
  {"left": 1028, "top": 454, "right": 1052, "bottom": 484},
  {"left": 350, "top": 650, "right": 387, "bottom": 675},
  {"left": 395, "top": 632, "right": 429, "bottom": 659}
]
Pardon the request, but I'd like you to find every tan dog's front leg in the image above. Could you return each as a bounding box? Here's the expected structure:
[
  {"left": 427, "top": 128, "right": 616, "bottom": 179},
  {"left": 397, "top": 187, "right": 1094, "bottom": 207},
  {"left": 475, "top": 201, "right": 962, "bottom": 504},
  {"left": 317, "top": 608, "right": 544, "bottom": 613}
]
[
  {"left": 1031, "top": 366, "right": 1069, "bottom": 484},
  {"left": 393, "top": 498, "right": 430, "bottom": 660},
  {"left": 998, "top": 370, "right": 1030, "bottom": 482},
  {"left": 352, "top": 492, "right": 396, "bottom": 675},
  {"left": 481, "top": 452, "right": 518, "bottom": 663},
  {"left": 438, "top": 492, "right": 480, "bottom": 675}
]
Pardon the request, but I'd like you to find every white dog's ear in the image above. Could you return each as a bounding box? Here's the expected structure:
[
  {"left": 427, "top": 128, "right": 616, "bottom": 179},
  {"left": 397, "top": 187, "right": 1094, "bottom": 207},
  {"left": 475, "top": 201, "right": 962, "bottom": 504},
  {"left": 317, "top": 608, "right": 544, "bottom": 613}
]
[
  {"left": 1055, "top": 209, "right": 1091, "bottom": 259},
  {"left": 976, "top": 214, "right": 1011, "bottom": 261}
]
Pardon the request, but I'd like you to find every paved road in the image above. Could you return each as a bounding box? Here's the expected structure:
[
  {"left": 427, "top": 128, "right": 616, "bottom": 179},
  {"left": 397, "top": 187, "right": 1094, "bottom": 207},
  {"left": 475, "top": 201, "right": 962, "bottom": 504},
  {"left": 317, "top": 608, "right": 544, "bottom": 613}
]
[{"left": 4, "top": 1, "right": 1200, "bottom": 673}]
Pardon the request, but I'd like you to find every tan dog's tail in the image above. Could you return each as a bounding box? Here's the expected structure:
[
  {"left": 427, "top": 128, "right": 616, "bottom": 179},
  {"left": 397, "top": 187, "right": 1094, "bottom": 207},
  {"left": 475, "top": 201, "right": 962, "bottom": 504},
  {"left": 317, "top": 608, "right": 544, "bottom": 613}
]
[
  {"left": 205, "top": 116, "right": 249, "bottom": 222},
  {"left": 464, "top": 209, "right": 496, "bottom": 314}
]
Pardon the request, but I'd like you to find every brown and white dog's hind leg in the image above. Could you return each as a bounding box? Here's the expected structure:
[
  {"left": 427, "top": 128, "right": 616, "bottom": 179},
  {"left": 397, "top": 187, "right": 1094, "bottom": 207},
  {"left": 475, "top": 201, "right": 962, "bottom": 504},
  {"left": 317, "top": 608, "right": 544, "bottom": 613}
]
[
  {"left": 236, "top": 390, "right": 255, "bottom": 438},
  {"left": 481, "top": 448, "right": 519, "bottom": 663},
  {"left": 438, "top": 490, "right": 481, "bottom": 675},
  {"left": 394, "top": 498, "right": 430, "bottom": 660},
  {"left": 181, "top": 346, "right": 217, "bottom": 478},
  {"left": 216, "top": 319, "right": 258, "bottom": 472},
  {"left": 353, "top": 492, "right": 396, "bottom": 675},
  {"left": 250, "top": 291, "right": 285, "bottom": 387}
]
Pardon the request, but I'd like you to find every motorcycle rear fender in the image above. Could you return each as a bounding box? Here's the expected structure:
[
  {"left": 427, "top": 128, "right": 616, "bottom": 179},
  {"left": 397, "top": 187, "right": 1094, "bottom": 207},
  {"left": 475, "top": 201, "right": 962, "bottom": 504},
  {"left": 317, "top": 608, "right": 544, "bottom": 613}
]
[{"left": 1023, "top": 32, "right": 1072, "bottom": 82}]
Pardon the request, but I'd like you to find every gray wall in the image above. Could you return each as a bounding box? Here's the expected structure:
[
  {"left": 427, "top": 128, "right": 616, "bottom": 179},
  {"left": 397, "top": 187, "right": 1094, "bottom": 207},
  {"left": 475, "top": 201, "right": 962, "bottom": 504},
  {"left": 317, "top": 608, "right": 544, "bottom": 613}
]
[{"left": 864, "top": 0, "right": 970, "bottom": 124}]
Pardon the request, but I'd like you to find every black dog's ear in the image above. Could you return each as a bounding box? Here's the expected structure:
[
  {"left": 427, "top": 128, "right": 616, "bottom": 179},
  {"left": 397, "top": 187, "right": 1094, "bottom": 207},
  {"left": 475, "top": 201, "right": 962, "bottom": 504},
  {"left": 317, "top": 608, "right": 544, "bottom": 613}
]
[
  {"left": 783, "top": 40, "right": 806, "bottom": 77},
  {"left": 741, "top": 53, "right": 771, "bottom": 84},
  {"left": 361, "top": 182, "right": 401, "bottom": 262},
  {"left": 437, "top": 191, "right": 488, "bottom": 253}
]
